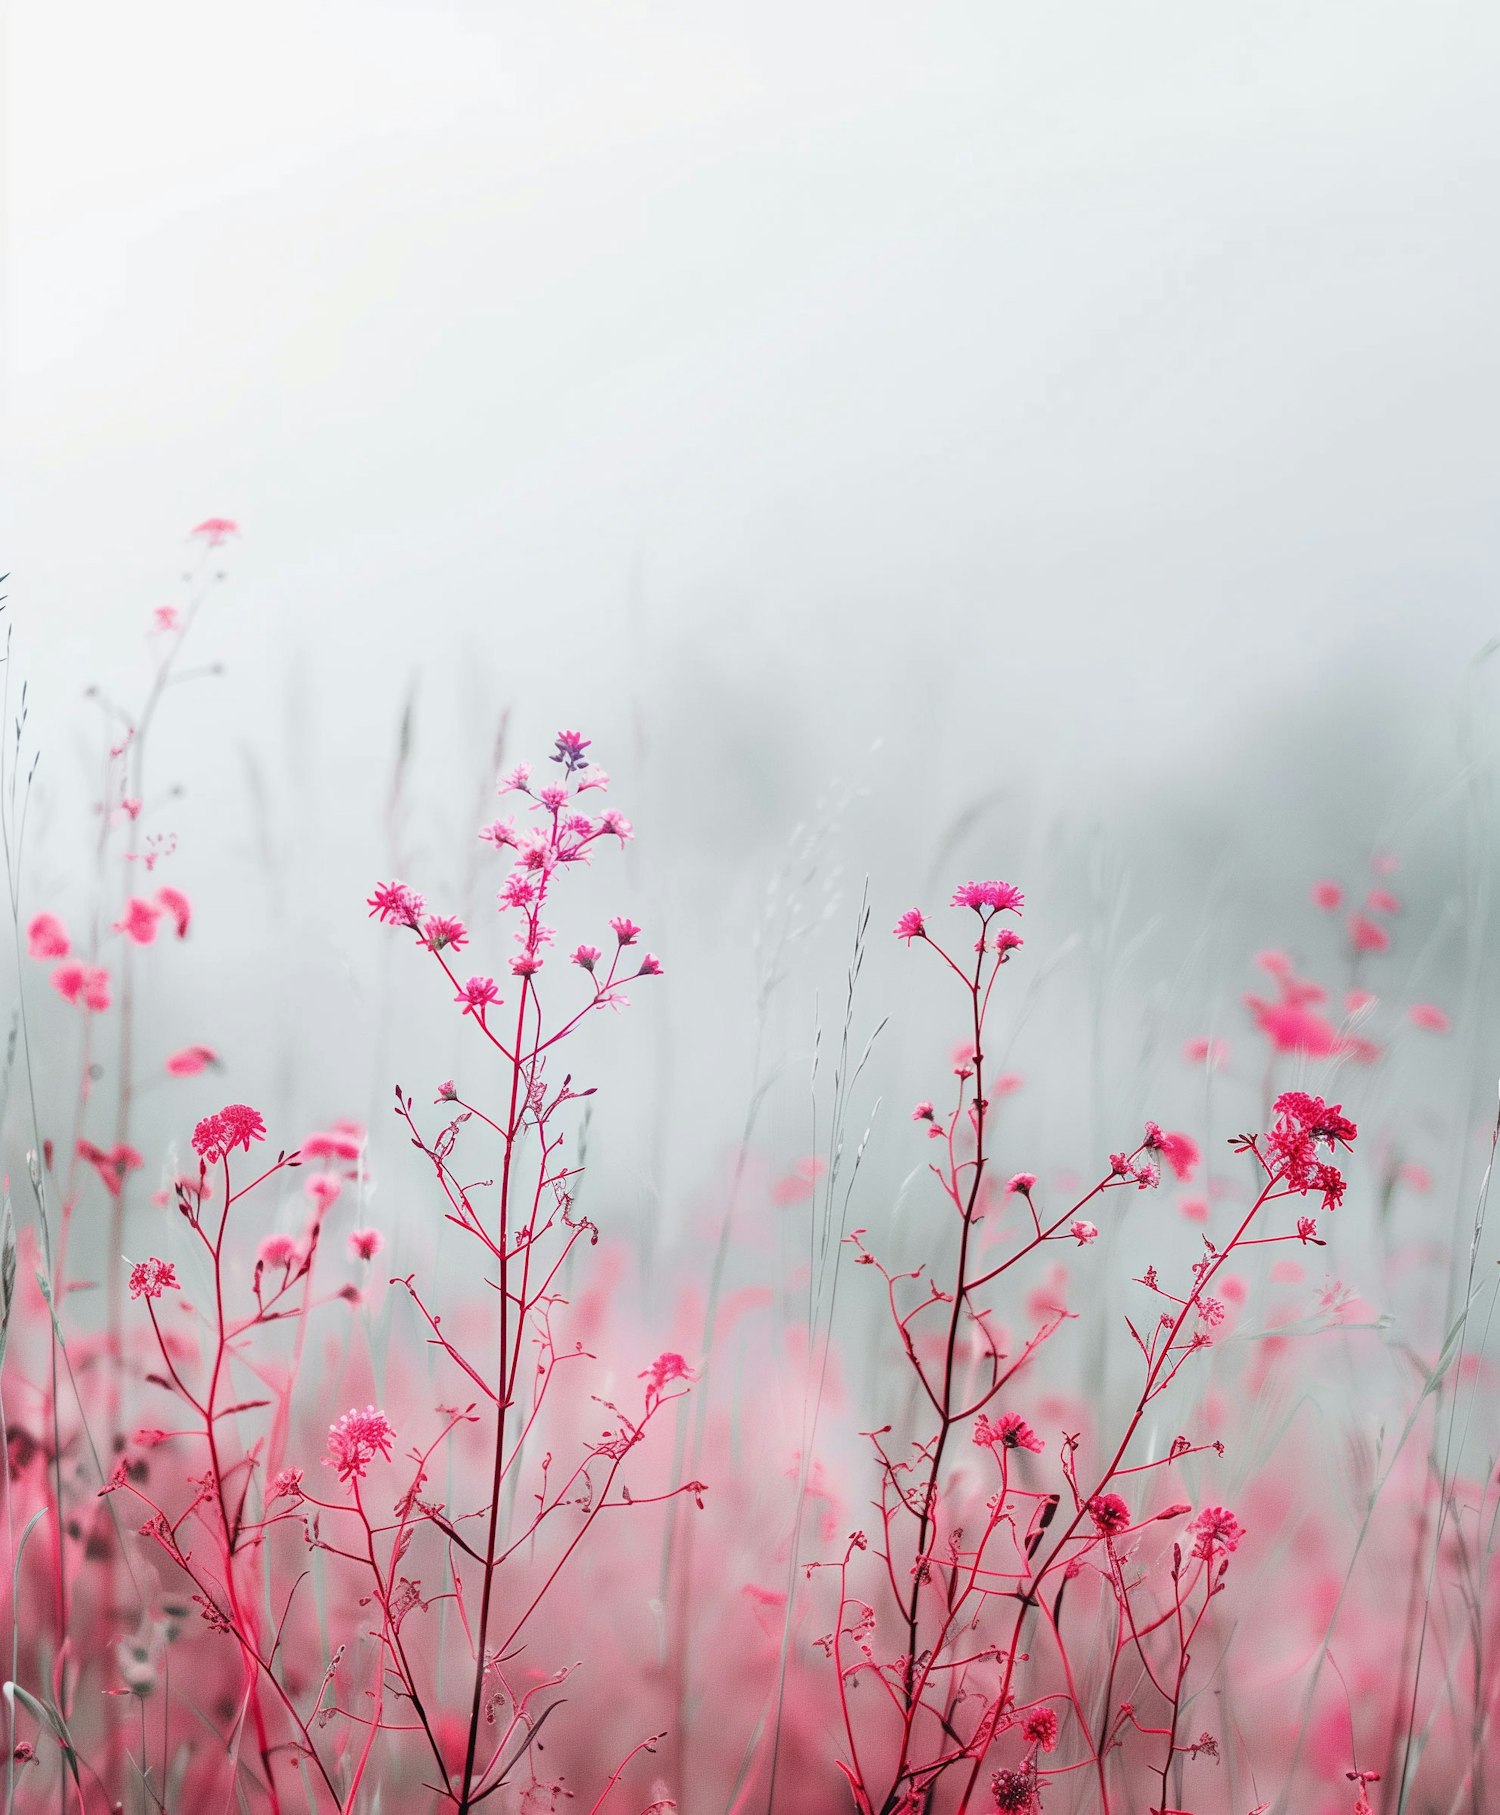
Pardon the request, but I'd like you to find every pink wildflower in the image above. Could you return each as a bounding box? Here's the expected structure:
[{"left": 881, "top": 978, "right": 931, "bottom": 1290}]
[
  {"left": 366, "top": 880, "right": 425, "bottom": 926},
  {"left": 1143, "top": 1125, "right": 1199, "bottom": 1182},
  {"left": 1409, "top": 1003, "right": 1449, "bottom": 1032},
  {"left": 571, "top": 944, "right": 603, "bottom": 970},
  {"left": 128, "top": 1258, "right": 179, "bottom": 1301},
  {"left": 1069, "top": 1219, "right": 1098, "bottom": 1245},
  {"left": 640, "top": 1352, "right": 695, "bottom": 1398},
  {"left": 325, "top": 1406, "right": 395, "bottom": 1485},
  {"left": 192, "top": 1104, "right": 267, "bottom": 1165},
  {"left": 598, "top": 808, "right": 632, "bottom": 840},
  {"left": 1348, "top": 911, "right": 1388, "bottom": 954},
  {"left": 609, "top": 916, "right": 641, "bottom": 946},
  {"left": 637, "top": 952, "right": 663, "bottom": 977},
  {"left": 165, "top": 1045, "right": 216, "bottom": 1077},
  {"left": 455, "top": 976, "right": 501, "bottom": 1016},
  {"left": 306, "top": 1174, "right": 342, "bottom": 1212},
  {"left": 258, "top": 1234, "right": 298, "bottom": 1269},
  {"left": 552, "top": 728, "right": 591, "bottom": 771},
  {"left": 301, "top": 1124, "right": 363, "bottom": 1161},
  {"left": 422, "top": 915, "right": 468, "bottom": 953},
  {"left": 156, "top": 886, "right": 192, "bottom": 938},
  {"left": 994, "top": 928, "right": 1024, "bottom": 956},
  {"left": 1312, "top": 880, "right": 1343, "bottom": 911},
  {"left": 77, "top": 1140, "right": 144, "bottom": 1199},
  {"left": 950, "top": 880, "right": 1024, "bottom": 914},
  {"left": 190, "top": 517, "right": 238, "bottom": 546},
  {"left": 26, "top": 912, "right": 70, "bottom": 959},
  {"left": 893, "top": 908, "right": 926, "bottom": 943},
  {"left": 975, "top": 1412, "right": 1044, "bottom": 1454},
  {"left": 511, "top": 950, "right": 544, "bottom": 977},
  {"left": 912, "top": 1101, "right": 935, "bottom": 1122},
  {"left": 268, "top": 1469, "right": 304, "bottom": 1504},
  {"left": 1189, "top": 1505, "right": 1245, "bottom": 1560},
  {"left": 52, "top": 962, "right": 112, "bottom": 1011},
  {"left": 153, "top": 605, "right": 179, "bottom": 632},
  {"left": 348, "top": 1228, "right": 384, "bottom": 1262},
  {"left": 1088, "top": 1493, "right": 1131, "bottom": 1534},
  {"left": 1006, "top": 1173, "right": 1036, "bottom": 1194},
  {"left": 498, "top": 762, "right": 532, "bottom": 794},
  {"left": 1020, "top": 1707, "right": 1059, "bottom": 1753}
]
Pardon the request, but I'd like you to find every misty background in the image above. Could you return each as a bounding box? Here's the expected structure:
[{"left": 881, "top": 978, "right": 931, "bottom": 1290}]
[{"left": 4, "top": 1, "right": 1499, "bottom": 1332}]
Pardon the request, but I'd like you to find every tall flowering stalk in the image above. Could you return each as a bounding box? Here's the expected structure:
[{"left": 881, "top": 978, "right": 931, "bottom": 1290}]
[
  {"left": 820, "top": 882, "right": 1358, "bottom": 1814},
  {"left": 366, "top": 730, "right": 697, "bottom": 1812}
]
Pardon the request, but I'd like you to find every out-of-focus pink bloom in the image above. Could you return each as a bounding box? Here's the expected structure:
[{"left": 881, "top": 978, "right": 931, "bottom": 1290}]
[
  {"left": 1144, "top": 1124, "right": 1199, "bottom": 1182},
  {"left": 325, "top": 1406, "right": 395, "bottom": 1484},
  {"left": 301, "top": 1124, "right": 364, "bottom": 1161},
  {"left": 153, "top": 605, "right": 180, "bottom": 632},
  {"left": 165, "top": 1045, "right": 216, "bottom": 1077},
  {"left": 306, "top": 1174, "right": 342, "bottom": 1212},
  {"left": 1367, "top": 887, "right": 1401, "bottom": 914},
  {"left": 1271, "top": 1259, "right": 1305, "bottom": 1283},
  {"left": 1179, "top": 1197, "right": 1209, "bottom": 1224},
  {"left": 609, "top": 916, "right": 641, "bottom": 946},
  {"left": 78, "top": 1140, "right": 144, "bottom": 1198},
  {"left": 258, "top": 1234, "right": 299, "bottom": 1269},
  {"left": 156, "top": 886, "right": 191, "bottom": 938},
  {"left": 772, "top": 1156, "right": 827, "bottom": 1205},
  {"left": 348, "top": 1228, "right": 383, "bottom": 1261},
  {"left": 26, "top": 912, "right": 70, "bottom": 959},
  {"left": 1312, "top": 881, "right": 1342, "bottom": 911},
  {"left": 455, "top": 976, "right": 501, "bottom": 1016},
  {"left": 994, "top": 1072, "right": 1024, "bottom": 1096},
  {"left": 1372, "top": 852, "right": 1400, "bottom": 875},
  {"left": 1345, "top": 988, "right": 1376, "bottom": 1014},
  {"left": 1183, "top": 1036, "right": 1228, "bottom": 1068},
  {"left": 191, "top": 517, "right": 238, "bottom": 546},
  {"left": 1246, "top": 995, "right": 1344, "bottom": 1057},
  {"left": 422, "top": 915, "right": 468, "bottom": 953},
  {"left": 1398, "top": 1162, "right": 1431, "bottom": 1191},
  {"left": 51, "top": 962, "right": 112, "bottom": 1012},
  {"left": 1348, "top": 912, "right": 1388, "bottom": 954},
  {"left": 1256, "top": 950, "right": 1293, "bottom": 979},
  {"left": 192, "top": 1104, "right": 267, "bottom": 1164},
  {"left": 114, "top": 896, "right": 162, "bottom": 943},
  {"left": 128, "top": 1258, "right": 179, "bottom": 1300},
  {"left": 893, "top": 908, "right": 925, "bottom": 942},
  {"left": 1069, "top": 1219, "right": 1098, "bottom": 1245},
  {"left": 1409, "top": 1002, "right": 1449, "bottom": 1032}
]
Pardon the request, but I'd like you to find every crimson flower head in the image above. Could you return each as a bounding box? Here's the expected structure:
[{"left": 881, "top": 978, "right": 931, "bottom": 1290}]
[
  {"left": 974, "top": 1412, "right": 1043, "bottom": 1454},
  {"left": 893, "top": 908, "right": 926, "bottom": 943},
  {"left": 156, "top": 886, "right": 192, "bottom": 938},
  {"left": 129, "top": 1258, "right": 179, "bottom": 1301},
  {"left": 1020, "top": 1707, "right": 1059, "bottom": 1753},
  {"left": 192, "top": 1104, "right": 267, "bottom": 1165},
  {"left": 325, "top": 1406, "right": 395, "bottom": 1485},
  {"left": 1088, "top": 1492, "right": 1131, "bottom": 1535},
  {"left": 950, "top": 880, "right": 1024, "bottom": 914},
  {"left": 114, "top": 896, "right": 163, "bottom": 946},
  {"left": 348, "top": 1228, "right": 384, "bottom": 1262}
]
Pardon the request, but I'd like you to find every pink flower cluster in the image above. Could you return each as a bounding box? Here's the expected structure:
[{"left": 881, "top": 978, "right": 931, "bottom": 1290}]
[
  {"left": 191, "top": 1103, "right": 268, "bottom": 1165},
  {"left": 324, "top": 1405, "right": 395, "bottom": 1485}
]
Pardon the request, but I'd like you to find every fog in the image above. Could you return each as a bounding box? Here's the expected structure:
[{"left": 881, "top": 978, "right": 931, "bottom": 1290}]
[{"left": 5, "top": 0, "right": 1499, "bottom": 1274}]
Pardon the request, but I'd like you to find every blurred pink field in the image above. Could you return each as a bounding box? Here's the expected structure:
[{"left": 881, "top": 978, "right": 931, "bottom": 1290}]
[{"left": 0, "top": 533, "right": 1495, "bottom": 1815}]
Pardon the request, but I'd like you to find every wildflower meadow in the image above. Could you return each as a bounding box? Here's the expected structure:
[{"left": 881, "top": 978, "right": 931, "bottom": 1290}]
[{"left": 0, "top": 522, "right": 1495, "bottom": 1815}]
